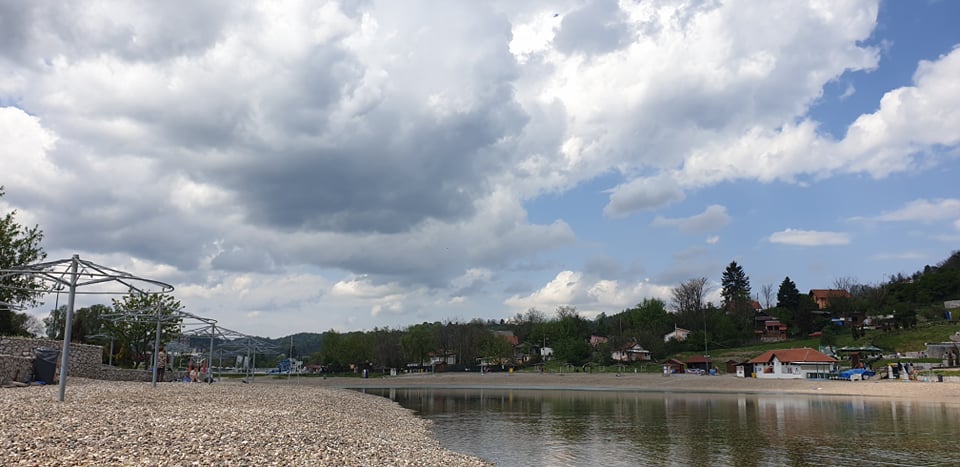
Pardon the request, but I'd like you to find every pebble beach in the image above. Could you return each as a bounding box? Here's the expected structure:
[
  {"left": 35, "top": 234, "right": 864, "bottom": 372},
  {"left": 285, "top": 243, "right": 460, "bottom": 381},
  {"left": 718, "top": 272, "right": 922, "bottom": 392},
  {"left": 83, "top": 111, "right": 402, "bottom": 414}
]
[
  {"left": 5, "top": 372, "right": 960, "bottom": 466},
  {"left": 0, "top": 378, "right": 491, "bottom": 466}
]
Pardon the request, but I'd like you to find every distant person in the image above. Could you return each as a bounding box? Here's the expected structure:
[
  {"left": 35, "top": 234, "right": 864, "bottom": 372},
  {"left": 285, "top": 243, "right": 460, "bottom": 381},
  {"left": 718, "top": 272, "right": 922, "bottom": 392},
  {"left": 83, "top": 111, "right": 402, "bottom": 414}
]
[
  {"left": 157, "top": 346, "right": 167, "bottom": 382},
  {"left": 189, "top": 365, "right": 200, "bottom": 383}
]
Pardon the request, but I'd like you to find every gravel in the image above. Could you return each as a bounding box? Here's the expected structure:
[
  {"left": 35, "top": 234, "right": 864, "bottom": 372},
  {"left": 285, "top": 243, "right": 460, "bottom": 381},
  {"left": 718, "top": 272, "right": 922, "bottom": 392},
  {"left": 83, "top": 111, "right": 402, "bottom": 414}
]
[{"left": 0, "top": 378, "right": 491, "bottom": 466}]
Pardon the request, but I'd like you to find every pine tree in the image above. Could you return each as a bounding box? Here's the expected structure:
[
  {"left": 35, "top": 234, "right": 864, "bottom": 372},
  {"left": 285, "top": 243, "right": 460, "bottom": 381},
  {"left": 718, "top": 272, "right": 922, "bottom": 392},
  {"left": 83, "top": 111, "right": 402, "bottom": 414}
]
[
  {"left": 776, "top": 276, "right": 801, "bottom": 311},
  {"left": 721, "top": 261, "right": 751, "bottom": 307}
]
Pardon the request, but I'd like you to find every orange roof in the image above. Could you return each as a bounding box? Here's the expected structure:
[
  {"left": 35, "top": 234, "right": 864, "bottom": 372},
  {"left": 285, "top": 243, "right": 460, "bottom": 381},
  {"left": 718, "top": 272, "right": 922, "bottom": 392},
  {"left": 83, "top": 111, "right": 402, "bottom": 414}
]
[
  {"left": 809, "top": 289, "right": 851, "bottom": 299},
  {"left": 748, "top": 348, "right": 837, "bottom": 364}
]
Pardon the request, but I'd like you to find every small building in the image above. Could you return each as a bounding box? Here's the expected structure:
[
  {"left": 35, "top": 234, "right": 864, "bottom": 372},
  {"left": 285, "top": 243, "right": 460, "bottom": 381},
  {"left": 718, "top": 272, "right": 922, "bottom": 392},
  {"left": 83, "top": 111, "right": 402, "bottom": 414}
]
[
  {"left": 685, "top": 355, "right": 713, "bottom": 373},
  {"left": 757, "top": 319, "right": 787, "bottom": 343},
  {"left": 662, "top": 358, "right": 686, "bottom": 374},
  {"left": 748, "top": 348, "right": 838, "bottom": 379},
  {"left": 611, "top": 343, "right": 652, "bottom": 362},
  {"left": 724, "top": 359, "right": 744, "bottom": 374},
  {"left": 664, "top": 327, "right": 691, "bottom": 343},
  {"left": 590, "top": 335, "right": 609, "bottom": 348},
  {"left": 809, "top": 289, "right": 852, "bottom": 310},
  {"left": 734, "top": 361, "right": 754, "bottom": 378}
]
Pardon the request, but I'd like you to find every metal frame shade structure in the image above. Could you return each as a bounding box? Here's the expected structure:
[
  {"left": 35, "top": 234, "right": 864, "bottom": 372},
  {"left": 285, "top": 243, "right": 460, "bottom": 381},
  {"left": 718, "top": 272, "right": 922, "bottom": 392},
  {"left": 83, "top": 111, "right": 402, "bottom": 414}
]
[
  {"left": 100, "top": 304, "right": 195, "bottom": 388},
  {"left": 0, "top": 255, "right": 173, "bottom": 401},
  {"left": 142, "top": 314, "right": 278, "bottom": 384}
]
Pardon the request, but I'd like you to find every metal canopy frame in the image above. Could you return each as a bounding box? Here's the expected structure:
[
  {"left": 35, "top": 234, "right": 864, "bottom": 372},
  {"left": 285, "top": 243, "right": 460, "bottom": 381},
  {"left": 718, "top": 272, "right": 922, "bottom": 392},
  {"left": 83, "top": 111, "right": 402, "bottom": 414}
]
[{"left": 0, "top": 255, "right": 173, "bottom": 401}]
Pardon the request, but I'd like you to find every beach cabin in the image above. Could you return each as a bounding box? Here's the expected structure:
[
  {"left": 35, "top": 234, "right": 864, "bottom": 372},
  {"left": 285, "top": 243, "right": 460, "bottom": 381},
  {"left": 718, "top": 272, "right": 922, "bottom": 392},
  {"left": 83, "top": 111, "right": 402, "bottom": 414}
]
[
  {"left": 685, "top": 355, "right": 713, "bottom": 374},
  {"left": 662, "top": 358, "right": 686, "bottom": 374},
  {"left": 748, "top": 348, "right": 838, "bottom": 379}
]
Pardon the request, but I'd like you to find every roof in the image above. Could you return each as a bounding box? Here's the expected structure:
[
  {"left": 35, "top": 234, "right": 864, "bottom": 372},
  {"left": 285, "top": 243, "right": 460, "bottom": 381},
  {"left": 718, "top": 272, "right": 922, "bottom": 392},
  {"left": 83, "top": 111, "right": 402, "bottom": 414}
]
[
  {"left": 809, "top": 289, "right": 852, "bottom": 300},
  {"left": 748, "top": 348, "right": 837, "bottom": 364}
]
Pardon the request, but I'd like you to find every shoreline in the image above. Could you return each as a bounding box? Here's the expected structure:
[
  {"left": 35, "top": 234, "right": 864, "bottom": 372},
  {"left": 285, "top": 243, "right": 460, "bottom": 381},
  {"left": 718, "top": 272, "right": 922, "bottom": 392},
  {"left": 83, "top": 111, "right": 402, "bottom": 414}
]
[{"left": 262, "top": 371, "right": 960, "bottom": 404}]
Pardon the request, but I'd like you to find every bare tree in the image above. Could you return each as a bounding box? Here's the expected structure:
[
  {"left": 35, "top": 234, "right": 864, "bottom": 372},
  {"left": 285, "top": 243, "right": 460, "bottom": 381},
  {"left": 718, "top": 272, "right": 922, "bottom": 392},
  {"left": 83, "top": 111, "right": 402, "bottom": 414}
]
[
  {"left": 759, "top": 283, "right": 775, "bottom": 309},
  {"left": 833, "top": 276, "right": 857, "bottom": 293},
  {"left": 524, "top": 307, "right": 545, "bottom": 323},
  {"left": 671, "top": 277, "right": 710, "bottom": 314}
]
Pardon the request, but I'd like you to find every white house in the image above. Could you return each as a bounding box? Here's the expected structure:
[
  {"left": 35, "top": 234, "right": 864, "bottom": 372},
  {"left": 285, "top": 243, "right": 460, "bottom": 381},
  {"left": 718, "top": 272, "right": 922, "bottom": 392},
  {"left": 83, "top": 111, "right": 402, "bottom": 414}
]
[
  {"left": 663, "top": 326, "right": 691, "bottom": 343},
  {"left": 748, "top": 348, "right": 838, "bottom": 379},
  {"left": 612, "top": 343, "right": 652, "bottom": 362}
]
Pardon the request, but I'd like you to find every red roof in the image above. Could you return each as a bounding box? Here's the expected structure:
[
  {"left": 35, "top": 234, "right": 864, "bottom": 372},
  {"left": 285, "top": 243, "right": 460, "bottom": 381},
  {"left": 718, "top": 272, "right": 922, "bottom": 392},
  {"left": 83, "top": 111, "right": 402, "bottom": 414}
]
[
  {"left": 748, "top": 348, "right": 837, "bottom": 364},
  {"left": 809, "top": 289, "right": 851, "bottom": 300}
]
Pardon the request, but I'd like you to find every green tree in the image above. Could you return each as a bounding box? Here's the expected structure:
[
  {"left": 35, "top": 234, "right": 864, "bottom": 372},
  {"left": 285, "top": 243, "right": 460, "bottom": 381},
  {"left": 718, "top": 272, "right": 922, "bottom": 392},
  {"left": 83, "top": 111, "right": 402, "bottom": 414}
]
[
  {"left": 45, "top": 304, "right": 113, "bottom": 342},
  {"left": 0, "top": 187, "right": 47, "bottom": 336},
  {"left": 721, "top": 261, "right": 753, "bottom": 338},
  {"left": 552, "top": 337, "right": 591, "bottom": 366},
  {"left": 721, "top": 261, "right": 752, "bottom": 307},
  {"left": 108, "top": 293, "right": 183, "bottom": 367},
  {"left": 480, "top": 332, "right": 513, "bottom": 366},
  {"left": 776, "top": 277, "right": 801, "bottom": 311},
  {"left": 401, "top": 322, "right": 438, "bottom": 367}
]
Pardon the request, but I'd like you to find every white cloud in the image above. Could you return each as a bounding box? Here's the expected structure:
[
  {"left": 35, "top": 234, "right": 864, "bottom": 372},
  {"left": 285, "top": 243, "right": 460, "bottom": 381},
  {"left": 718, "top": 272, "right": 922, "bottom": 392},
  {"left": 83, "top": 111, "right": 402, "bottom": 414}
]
[
  {"left": 652, "top": 205, "right": 731, "bottom": 233},
  {"left": 0, "top": 107, "right": 62, "bottom": 195},
  {"left": 706, "top": 236, "right": 720, "bottom": 245},
  {"left": 504, "top": 270, "right": 672, "bottom": 314},
  {"left": 871, "top": 199, "right": 960, "bottom": 223},
  {"left": 769, "top": 229, "right": 851, "bottom": 246}
]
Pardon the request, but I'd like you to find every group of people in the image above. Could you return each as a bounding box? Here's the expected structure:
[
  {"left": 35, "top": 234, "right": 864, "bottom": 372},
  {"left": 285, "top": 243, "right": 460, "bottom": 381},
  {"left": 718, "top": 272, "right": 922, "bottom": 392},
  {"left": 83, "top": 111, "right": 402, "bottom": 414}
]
[{"left": 155, "top": 346, "right": 211, "bottom": 383}]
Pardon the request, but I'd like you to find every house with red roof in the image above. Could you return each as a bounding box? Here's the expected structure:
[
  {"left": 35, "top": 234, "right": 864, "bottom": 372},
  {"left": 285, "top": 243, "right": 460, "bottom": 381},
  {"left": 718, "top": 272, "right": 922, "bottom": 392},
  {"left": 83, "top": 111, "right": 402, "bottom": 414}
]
[
  {"left": 809, "top": 289, "right": 852, "bottom": 309},
  {"left": 748, "top": 348, "right": 838, "bottom": 379}
]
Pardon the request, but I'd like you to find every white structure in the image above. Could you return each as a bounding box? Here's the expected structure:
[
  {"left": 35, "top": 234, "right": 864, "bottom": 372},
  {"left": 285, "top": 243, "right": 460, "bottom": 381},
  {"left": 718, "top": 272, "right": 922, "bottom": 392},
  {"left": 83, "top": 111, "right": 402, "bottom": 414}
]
[
  {"left": 612, "top": 343, "right": 652, "bottom": 362},
  {"left": 663, "top": 326, "right": 691, "bottom": 343},
  {"left": 748, "top": 348, "right": 838, "bottom": 380}
]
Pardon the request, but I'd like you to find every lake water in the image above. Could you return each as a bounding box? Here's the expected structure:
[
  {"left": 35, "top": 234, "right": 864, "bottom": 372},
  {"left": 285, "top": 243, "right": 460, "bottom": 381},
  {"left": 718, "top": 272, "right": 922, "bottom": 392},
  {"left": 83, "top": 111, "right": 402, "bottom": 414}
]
[{"left": 357, "top": 387, "right": 960, "bottom": 466}]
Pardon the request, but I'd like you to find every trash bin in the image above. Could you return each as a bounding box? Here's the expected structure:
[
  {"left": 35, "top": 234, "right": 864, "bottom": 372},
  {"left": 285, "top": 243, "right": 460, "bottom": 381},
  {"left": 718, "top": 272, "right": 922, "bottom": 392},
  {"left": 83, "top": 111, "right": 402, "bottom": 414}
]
[
  {"left": 937, "top": 374, "right": 944, "bottom": 382},
  {"left": 34, "top": 347, "right": 60, "bottom": 384}
]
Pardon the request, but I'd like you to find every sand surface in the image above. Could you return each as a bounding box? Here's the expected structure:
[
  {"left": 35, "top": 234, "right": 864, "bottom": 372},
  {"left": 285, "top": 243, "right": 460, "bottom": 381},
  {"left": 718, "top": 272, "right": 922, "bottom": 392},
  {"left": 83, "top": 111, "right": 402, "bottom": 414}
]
[{"left": 265, "top": 371, "right": 960, "bottom": 404}]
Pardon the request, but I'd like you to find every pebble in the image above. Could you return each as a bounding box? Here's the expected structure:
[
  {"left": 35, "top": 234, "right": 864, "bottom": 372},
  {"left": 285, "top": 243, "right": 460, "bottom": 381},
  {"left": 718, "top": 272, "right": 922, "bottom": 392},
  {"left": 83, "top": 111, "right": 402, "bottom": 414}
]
[{"left": 0, "top": 379, "right": 491, "bottom": 466}]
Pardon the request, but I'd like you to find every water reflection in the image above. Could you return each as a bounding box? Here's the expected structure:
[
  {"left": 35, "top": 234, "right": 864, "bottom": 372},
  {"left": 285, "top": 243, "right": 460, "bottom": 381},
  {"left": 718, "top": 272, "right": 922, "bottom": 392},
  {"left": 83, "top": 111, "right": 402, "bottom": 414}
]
[{"left": 357, "top": 388, "right": 960, "bottom": 467}]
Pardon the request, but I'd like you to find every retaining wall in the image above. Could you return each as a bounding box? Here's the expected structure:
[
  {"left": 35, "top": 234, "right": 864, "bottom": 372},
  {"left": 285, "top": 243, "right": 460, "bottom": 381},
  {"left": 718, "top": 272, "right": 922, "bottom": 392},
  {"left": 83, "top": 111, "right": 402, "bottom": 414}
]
[{"left": 0, "top": 336, "right": 152, "bottom": 384}]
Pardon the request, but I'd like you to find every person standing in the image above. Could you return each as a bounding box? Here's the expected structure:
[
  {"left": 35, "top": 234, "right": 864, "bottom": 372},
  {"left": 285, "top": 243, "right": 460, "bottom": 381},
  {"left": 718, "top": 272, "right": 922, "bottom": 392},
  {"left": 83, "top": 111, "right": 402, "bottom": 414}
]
[{"left": 157, "top": 346, "right": 167, "bottom": 382}]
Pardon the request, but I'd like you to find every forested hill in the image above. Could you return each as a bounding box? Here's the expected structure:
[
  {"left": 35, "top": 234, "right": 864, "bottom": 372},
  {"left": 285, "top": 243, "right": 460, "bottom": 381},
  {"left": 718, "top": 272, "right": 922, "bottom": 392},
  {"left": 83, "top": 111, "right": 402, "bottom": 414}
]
[
  {"left": 184, "top": 332, "right": 323, "bottom": 360},
  {"left": 888, "top": 250, "right": 960, "bottom": 305}
]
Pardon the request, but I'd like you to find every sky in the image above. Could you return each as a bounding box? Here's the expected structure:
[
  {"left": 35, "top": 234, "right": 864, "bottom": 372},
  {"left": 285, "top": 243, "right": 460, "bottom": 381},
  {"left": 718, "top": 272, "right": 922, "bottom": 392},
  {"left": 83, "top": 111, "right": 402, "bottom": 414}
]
[{"left": 1, "top": 0, "right": 959, "bottom": 338}]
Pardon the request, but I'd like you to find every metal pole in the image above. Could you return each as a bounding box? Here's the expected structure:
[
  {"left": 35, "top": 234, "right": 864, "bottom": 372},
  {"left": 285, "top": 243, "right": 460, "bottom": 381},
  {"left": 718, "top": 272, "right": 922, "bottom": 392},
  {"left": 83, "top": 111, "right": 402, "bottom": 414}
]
[
  {"left": 57, "top": 255, "right": 79, "bottom": 402},
  {"left": 208, "top": 326, "right": 215, "bottom": 383},
  {"left": 152, "top": 301, "right": 161, "bottom": 387}
]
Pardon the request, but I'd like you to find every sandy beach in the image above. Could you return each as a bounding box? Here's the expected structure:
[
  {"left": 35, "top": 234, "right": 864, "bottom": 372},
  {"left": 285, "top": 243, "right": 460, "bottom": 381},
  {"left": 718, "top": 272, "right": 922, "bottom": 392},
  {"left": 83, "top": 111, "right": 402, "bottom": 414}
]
[{"left": 276, "top": 370, "right": 960, "bottom": 405}]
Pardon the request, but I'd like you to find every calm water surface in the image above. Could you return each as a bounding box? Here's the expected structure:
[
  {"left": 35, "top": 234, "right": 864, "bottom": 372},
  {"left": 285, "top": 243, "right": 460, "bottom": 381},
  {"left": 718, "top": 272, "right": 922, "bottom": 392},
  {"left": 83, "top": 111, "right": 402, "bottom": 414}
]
[{"left": 357, "top": 387, "right": 960, "bottom": 467}]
